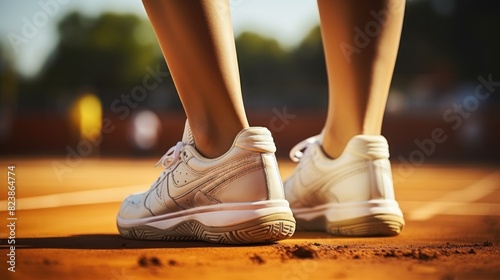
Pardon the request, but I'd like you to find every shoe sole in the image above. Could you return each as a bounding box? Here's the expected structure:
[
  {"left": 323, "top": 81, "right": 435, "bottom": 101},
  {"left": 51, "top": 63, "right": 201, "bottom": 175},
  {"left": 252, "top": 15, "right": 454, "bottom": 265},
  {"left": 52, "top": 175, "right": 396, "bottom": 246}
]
[
  {"left": 292, "top": 199, "right": 404, "bottom": 237},
  {"left": 117, "top": 200, "right": 296, "bottom": 244}
]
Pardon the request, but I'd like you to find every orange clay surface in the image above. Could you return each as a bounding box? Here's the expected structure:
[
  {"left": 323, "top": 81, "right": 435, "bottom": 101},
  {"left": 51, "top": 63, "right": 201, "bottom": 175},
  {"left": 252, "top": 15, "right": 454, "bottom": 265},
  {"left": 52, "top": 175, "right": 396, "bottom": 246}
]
[{"left": 0, "top": 158, "right": 499, "bottom": 280}]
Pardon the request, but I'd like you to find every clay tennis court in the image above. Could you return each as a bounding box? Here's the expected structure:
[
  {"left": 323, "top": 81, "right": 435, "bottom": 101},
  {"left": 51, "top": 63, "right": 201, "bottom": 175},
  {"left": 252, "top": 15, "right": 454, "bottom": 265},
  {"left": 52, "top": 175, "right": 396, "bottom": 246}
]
[{"left": 0, "top": 158, "right": 498, "bottom": 280}]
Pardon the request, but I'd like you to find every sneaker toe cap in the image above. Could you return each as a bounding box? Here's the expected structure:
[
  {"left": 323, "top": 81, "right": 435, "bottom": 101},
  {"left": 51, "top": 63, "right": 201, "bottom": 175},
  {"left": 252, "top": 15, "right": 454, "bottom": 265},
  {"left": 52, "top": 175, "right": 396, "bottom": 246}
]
[{"left": 118, "top": 193, "right": 152, "bottom": 220}]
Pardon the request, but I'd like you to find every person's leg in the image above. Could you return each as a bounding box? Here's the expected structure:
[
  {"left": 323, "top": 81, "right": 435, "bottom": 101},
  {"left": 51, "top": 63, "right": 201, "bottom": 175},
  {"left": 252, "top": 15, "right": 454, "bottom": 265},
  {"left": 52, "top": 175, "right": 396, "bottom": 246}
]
[
  {"left": 318, "top": 0, "right": 405, "bottom": 158},
  {"left": 142, "top": 0, "right": 248, "bottom": 158},
  {"left": 284, "top": 0, "right": 405, "bottom": 236},
  {"left": 117, "top": 0, "right": 295, "bottom": 244}
]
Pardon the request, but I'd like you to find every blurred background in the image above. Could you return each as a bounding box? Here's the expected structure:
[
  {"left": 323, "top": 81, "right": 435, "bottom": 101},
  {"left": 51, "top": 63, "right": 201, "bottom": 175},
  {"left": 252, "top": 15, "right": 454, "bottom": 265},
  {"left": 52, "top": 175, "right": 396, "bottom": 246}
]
[{"left": 0, "top": 0, "right": 499, "bottom": 163}]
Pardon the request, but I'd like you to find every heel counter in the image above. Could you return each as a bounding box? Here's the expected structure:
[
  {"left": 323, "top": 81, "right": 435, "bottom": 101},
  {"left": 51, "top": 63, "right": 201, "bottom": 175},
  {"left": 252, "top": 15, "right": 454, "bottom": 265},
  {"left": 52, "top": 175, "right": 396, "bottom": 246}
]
[
  {"left": 368, "top": 158, "right": 396, "bottom": 200},
  {"left": 346, "top": 135, "right": 389, "bottom": 160},
  {"left": 201, "top": 127, "right": 284, "bottom": 203},
  {"left": 261, "top": 153, "right": 285, "bottom": 200},
  {"left": 201, "top": 153, "right": 284, "bottom": 204},
  {"left": 348, "top": 135, "right": 395, "bottom": 200}
]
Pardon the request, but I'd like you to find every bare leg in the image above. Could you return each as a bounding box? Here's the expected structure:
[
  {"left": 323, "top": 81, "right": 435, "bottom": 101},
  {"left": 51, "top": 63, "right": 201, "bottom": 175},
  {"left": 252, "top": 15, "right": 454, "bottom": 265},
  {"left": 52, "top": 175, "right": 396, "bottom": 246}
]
[
  {"left": 142, "top": 0, "right": 248, "bottom": 158},
  {"left": 318, "top": 0, "right": 405, "bottom": 158}
]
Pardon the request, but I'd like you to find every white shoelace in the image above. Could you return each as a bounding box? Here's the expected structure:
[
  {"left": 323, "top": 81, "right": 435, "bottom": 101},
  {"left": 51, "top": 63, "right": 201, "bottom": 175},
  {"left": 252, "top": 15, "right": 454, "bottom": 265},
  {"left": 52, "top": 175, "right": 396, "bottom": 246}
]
[
  {"left": 289, "top": 135, "right": 319, "bottom": 162},
  {"left": 155, "top": 141, "right": 184, "bottom": 169}
]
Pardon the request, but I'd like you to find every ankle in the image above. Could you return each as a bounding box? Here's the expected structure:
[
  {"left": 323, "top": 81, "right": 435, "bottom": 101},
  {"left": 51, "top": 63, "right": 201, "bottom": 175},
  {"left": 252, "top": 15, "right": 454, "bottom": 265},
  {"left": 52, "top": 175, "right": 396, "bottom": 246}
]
[
  {"left": 195, "top": 138, "right": 232, "bottom": 158},
  {"left": 190, "top": 125, "right": 243, "bottom": 159},
  {"left": 320, "top": 141, "right": 342, "bottom": 159}
]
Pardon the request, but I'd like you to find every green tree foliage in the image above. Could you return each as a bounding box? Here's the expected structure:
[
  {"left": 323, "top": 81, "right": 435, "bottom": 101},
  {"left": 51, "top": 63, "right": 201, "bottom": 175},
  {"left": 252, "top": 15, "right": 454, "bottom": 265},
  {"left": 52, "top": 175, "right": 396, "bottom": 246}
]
[
  {"left": 291, "top": 26, "right": 327, "bottom": 87},
  {"left": 396, "top": 0, "right": 500, "bottom": 81},
  {"left": 34, "top": 12, "right": 159, "bottom": 97},
  {"left": 235, "top": 29, "right": 327, "bottom": 107},
  {"left": 235, "top": 31, "right": 290, "bottom": 87},
  {"left": 11, "top": 0, "right": 500, "bottom": 111},
  {"left": 234, "top": 27, "right": 328, "bottom": 88}
]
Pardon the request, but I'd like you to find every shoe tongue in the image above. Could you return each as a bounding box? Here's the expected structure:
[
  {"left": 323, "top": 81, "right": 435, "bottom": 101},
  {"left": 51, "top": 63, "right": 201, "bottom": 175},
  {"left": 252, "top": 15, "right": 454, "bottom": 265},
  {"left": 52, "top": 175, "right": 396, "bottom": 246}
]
[{"left": 181, "top": 120, "right": 195, "bottom": 145}]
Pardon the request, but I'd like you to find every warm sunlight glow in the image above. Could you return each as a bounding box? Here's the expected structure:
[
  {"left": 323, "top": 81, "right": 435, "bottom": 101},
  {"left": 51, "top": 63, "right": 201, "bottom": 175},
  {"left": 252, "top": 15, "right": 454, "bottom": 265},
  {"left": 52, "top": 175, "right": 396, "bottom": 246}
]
[
  {"left": 133, "top": 110, "right": 161, "bottom": 150},
  {"left": 74, "top": 93, "right": 102, "bottom": 141}
]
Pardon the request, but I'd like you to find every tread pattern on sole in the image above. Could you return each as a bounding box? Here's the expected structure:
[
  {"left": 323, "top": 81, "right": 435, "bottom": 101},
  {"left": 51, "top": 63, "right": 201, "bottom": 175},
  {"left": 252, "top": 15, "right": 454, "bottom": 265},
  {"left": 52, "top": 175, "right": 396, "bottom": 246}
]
[
  {"left": 118, "top": 213, "right": 296, "bottom": 244},
  {"left": 296, "top": 214, "right": 404, "bottom": 237}
]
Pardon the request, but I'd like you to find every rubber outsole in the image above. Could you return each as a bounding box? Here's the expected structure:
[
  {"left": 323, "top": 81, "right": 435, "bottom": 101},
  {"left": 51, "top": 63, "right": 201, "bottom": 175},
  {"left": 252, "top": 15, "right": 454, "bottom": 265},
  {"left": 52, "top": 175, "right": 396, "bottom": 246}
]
[
  {"left": 118, "top": 213, "right": 296, "bottom": 244},
  {"left": 295, "top": 213, "right": 404, "bottom": 236}
]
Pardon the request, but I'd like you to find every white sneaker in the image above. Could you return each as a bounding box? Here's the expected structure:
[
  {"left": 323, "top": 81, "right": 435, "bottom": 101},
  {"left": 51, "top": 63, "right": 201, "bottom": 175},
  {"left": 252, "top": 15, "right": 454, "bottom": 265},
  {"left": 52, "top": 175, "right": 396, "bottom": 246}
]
[
  {"left": 284, "top": 134, "right": 404, "bottom": 236},
  {"left": 117, "top": 121, "right": 295, "bottom": 244}
]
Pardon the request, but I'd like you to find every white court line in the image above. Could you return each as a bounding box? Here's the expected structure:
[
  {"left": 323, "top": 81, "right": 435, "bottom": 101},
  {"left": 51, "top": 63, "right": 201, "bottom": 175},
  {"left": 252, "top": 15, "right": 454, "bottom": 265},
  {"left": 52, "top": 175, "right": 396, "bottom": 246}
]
[
  {"left": 0, "top": 185, "right": 148, "bottom": 211},
  {"left": 406, "top": 171, "right": 500, "bottom": 221}
]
